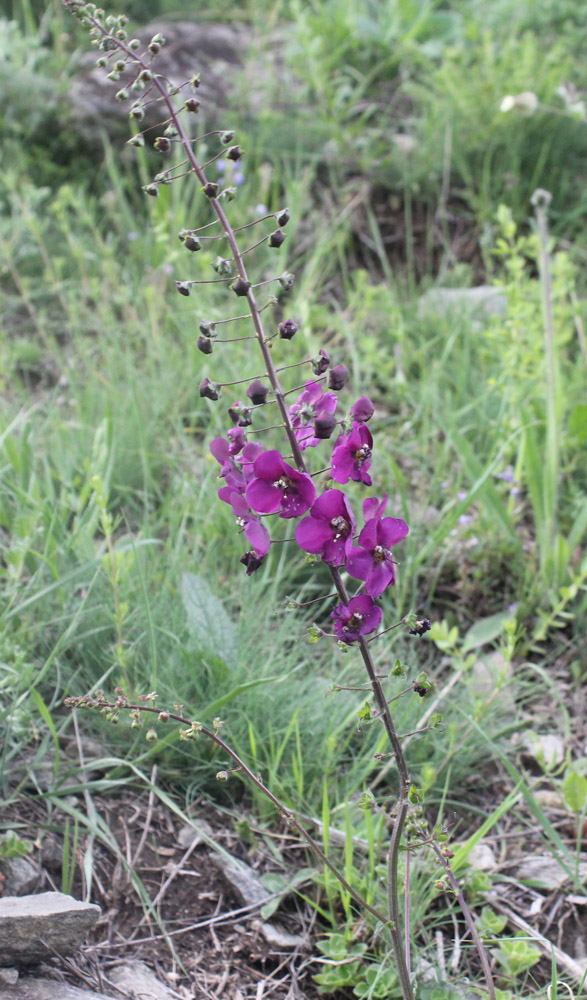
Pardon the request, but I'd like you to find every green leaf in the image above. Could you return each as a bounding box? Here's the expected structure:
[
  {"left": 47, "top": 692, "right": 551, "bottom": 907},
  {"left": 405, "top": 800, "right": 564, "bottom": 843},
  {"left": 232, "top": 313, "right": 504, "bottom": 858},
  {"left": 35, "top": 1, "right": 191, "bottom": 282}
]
[
  {"left": 181, "top": 572, "right": 238, "bottom": 668},
  {"left": 462, "top": 610, "right": 514, "bottom": 653},
  {"left": 561, "top": 771, "right": 587, "bottom": 814}
]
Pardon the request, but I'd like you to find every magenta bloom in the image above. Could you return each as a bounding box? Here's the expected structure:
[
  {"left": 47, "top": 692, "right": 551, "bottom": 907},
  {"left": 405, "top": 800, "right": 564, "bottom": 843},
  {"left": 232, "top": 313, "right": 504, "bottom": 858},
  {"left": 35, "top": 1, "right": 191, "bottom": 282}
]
[
  {"left": 245, "top": 450, "right": 316, "bottom": 518},
  {"left": 331, "top": 595, "right": 382, "bottom": 644},
  {"left": 289, "top": 381, "right": 338, "bottom": 451},
  {"left": 227, "top": 426, "right": 246, "bottom": 455},
  {"left": 350, "top": 396, "right": 374, "bottom": 423},
  {"left": 347, "top": 498, "right": 409, "bottom": 598},
  {"left": 218, "top": 488, "right": 270, "bottom": 557},
  {"left": 331, "top": 422, "right": 373, "bottom": 486},
  {"left": 295, "top": 489, "right": 356, "bottom": 566}
]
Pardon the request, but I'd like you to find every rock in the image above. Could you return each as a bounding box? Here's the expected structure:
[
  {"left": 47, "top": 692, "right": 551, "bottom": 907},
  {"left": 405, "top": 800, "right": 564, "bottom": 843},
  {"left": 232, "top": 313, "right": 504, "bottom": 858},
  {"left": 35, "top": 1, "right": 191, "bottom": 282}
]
[
  {"left": 0, "top": 858, "right": 40, "bottom": 898},
  {"left": 69, "top": 22, "right": 252, "bottom": 141},
  {"left": 250, "top": 919, "right": 306, "bottom": 951},
  {"left": 0, "top": 972, "right": 18, "bottom": 986},
  {"left": 177, "top": 818, "right": 214, "bottom": 849},
  {"left": 466, "top": 841, "right": 497, "bottom": 872},
  {"left": 418, "top": 286, "right": 507, "bottom": 323},
  {"left": 0, "top": 977, "right": 119, "bottom": 1000},
  {"left": 523, "top": 731, "right": 565, "bottom": 770},
  {"left": 209, "top": 852, "right": 270, "bottom": 908},
  {"left": 0, "top": 892, "right": 100, "bottom": 967},
  {"left": 108, "top": 960, "right": 177, "bottom": 999},
  {"left": 514, "top": 855, "right": 587, "bottom": 890}
]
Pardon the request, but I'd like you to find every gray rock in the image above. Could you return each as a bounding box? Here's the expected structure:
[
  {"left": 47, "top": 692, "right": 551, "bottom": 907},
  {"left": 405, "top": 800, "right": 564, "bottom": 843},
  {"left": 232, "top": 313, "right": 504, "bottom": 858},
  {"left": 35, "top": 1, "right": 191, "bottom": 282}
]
[
  {"left": 0, "top": 977, "right": 119, "bottom": 1000},
  {"left": 0, "top": 893, "right": 100, "bottom": 967},
  {"left": 0, "top": 858, "right": 40, "bottom": 898},
  {"left": 177, "top": 818, "right": 214, "bottom": 849},
  {"left": 69, "top": 22, "right": 252, "bottom": 141},
  {"left": 108, "top": 960, "right": 176, "bottom": 999},
  {"left": 418, "top": 285, "right": 507, "bottom": 322},
  {"left": 210, "top": 852, "right": 269, "bottom": 908},
  {"left": 0, "top": 972, "right": 18, "bottom": 986}
]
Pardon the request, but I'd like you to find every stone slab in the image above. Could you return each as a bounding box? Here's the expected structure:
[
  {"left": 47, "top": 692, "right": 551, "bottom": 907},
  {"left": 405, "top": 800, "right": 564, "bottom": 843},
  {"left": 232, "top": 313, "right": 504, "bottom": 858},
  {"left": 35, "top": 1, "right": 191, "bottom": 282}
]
[{"left": 0, "top": 893, "right": 100, "bottom": 967}]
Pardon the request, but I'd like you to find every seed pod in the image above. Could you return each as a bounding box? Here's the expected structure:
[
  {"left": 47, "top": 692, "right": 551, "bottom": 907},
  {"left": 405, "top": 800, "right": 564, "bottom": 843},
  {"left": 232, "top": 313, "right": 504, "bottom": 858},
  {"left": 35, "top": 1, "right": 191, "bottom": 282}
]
[
  {"left": 144, "top": 183, "right": 159, "bottom": 197},
  {"left": 269, "top": 230, "right": 286, "bottom": 248},
  {"left": 226, "top": 145, "right": 243, "bottom": 162},
  {"left": 184, "top": 236, "right": 201, "bottom": 252},
  {"left": 154, "top": 136, "right": 171, "bottom": 152},
  {"left": 185, "top": 98, "right": 200, "bottom": 112},
  {"left": 176, "top": 281, "right": 191, "bottom": 296},
  {"left": 246, "top": 380, "right": 268, "bottom": 405},
  {"left": 279, "top": 319, "right": 298, "bottom": 340},
  {"left": 199, "top": 320, "right": 217, "bottom": 337},
  {"left": 197, "top": 336, "right": 213, "bottom": 355},
  {"left": 220, "top": 130, "right": 235, "bottom": 144},
  {"left": 231, "top": 278, "right": 251, "bottom": 297},
  {"left": 328, "top": 365, "right": 349, "bottom": 391},
  {"left": 275, "top": 208, "right": 290, "bottom": 227}
]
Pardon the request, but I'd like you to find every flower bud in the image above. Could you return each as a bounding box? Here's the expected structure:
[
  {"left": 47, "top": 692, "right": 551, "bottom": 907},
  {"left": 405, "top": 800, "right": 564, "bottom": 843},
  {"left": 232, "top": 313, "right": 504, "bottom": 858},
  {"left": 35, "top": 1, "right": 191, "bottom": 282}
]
[
  {"left": 139, "top": 69, "right": 153, "bottom": 82},
  {"left": 99, "top": 36, "right": 117, "bottom": 51},
  {"left": 199, "top": 378, "right": 221, "bottom": 400},
  {"left": 191, "top": 74, "right": 201, "bottom": 90},
  {"left": 278, "top": 272, "right": 295, "bottom": 292},
  {"left": 408, "top": 618, "right": 431, "bottom": 637},
  {"left": 228, "top": 401, "right": 253, "bottom": 426},
  {"left": 269, "top": 230, "right": 286, "bottom": 248},
  {"left": 197, "top": 336, "right": 213, "bottom": 355},
  {"left": 127, "top": 134, "right": 145, "bottom": 147},
  {"left": 220, "top": 130, "right": 235, "bottom": 144},
  {"left": 199, "top": 320, "right": 217, "bottom": 337},
  {"left": 275, "top": 208, "right": 290, "bottom": 227},
  {"left": 148, "top": 41, "right": 160, "bottom": 54},
  {"left": 313, "top": 413, "right": 337, "bottom": 439},
  {"left": 240, "top": 552, "right": 265, "bottom": 575},
  {"left": 154, "top": 136, "right": 171, "bottom": 152},
  {"left": 144, "top": 183, "right": 159, "bottom": 197},
  {"left": 176, "top": 281, "right": 191, "bottom": 296},
  {"left": 96, "top": 56, "right": 108, "bottom": 67},
  {"left": 164, "top": 124, "right": 179, "bottom": 138},
  {"left": 312, "top": 348, "right": 330, "bottom": 375},
  {"left": 226, "top": 145, "right": 243, "bottom": 162},
  {"left": 350, "top": 396, "right": 374, "bottom": 422},
  {"left": 185, "top": 97, "right": 200, "bottom": 112},
  {"left": 246, "top": 380, "right": 268, "bottom": 405},
  {"left": 145, "top": 728, "right": 157, "bottom": 742},
  {"left": 328, "top": 365, "right": 349, "bottom": 390},
  {"left": 216, "top": 770, "right": 229, "bottom": 781},
  {"left": 231, "top": 278, "right": 251, "bottom": 297},
  {"left": 184, "top": 236, "right": 201, "bottom": 252},
  {"left": 279, "top": 319, "right": 298, "bottom": 340},
  {"left": 130, "top": 104, "right": 145, "bottom": 120},
  {"left": 212, "top": 257, "right": 232, "bottom": 275},
  {"left": 129, "top": 38, "right": 140, "bottom": 50},
  {"left": 220, "top": 186, "right": 237, "bottom": 202},
  {"left": 202, "top": 182, "right": 219, "bottom": 198}
]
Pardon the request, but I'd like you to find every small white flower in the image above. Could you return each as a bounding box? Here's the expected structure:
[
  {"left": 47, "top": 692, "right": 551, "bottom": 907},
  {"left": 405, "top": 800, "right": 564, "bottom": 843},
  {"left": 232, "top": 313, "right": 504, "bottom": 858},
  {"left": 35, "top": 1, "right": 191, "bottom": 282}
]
[{"left": 500, "top": 92, "right": 539, "bottom": 115}]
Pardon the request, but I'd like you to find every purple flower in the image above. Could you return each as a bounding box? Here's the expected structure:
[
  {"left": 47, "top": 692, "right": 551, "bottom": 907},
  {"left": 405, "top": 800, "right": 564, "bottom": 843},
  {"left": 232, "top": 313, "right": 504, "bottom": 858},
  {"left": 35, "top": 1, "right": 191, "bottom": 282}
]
[
  {"left": 350, "top": 396, "right": 374, "bottom": 423},
  {"left": 295, "top": 489, "right": 356, "bottom": 567},
  {"left": 245, "top": 450, "right": 316, "bottom": 518},
  {"left": 331, "top": 595, "right": 382, "bottom": 644},
  {"left": 346, "top": 498, "right": 409, "bottom": 598},
  {"left": 331, "top": 422, "right": 373, "bottom": 486},
  {"left": 289, "top": 381, "right": 338, "bottom": 451},
  {"left": 210, "top": 437, "right": 262, "bottom": 495},
  {"left": 218, "top": 488, "right": 270, "bottom": 557},
  {"left": 227, "top": 427, "right": 246, "bottom": 455}
]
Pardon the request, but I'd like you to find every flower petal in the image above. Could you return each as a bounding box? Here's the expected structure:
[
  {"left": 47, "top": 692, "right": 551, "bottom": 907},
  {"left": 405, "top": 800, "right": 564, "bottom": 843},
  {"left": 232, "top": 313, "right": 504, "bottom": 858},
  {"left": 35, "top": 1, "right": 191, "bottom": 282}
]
[
  {"left": 295, "top": 516, "right": 333, "bottom": 553},
  {"left": 346, "top": 547, "right": 374, "bottom": 582},
  {"left": 245, "top": 477, "right": 282, "bottom": 514},
  {"left": 379, "top": 517, "right": 409, "bottom": 547}
]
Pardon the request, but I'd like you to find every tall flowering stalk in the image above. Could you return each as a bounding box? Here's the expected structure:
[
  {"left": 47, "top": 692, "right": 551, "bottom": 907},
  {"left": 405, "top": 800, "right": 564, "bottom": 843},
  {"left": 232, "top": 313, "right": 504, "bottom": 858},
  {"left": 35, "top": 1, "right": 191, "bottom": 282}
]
[{"left": 63, "top": 7, "right": 496, "bottom": 999}]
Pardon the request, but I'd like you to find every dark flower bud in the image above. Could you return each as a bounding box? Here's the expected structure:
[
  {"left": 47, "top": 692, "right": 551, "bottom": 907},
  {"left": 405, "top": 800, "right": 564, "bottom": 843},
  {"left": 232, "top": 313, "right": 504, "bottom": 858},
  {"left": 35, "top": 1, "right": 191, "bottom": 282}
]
[
  {"left": 279, "top": 319, "right": 298, "bottom": 340},
  {"left": 328, "top": 365, "right": 349, "bottom": 391},
  {"left": 199, "top": 378, "right": 221, "bottom": 400},
  {"left": 313, "top": 413, "right": 338, "bottom": 439},
  {"left": 144, "top": 184, "right": 159, "bottom": 197},
  {"left": 350, "top": 396, "right": 374, "bottom": 422},
  {"left": 96, "top": 56, "right": 108, "bottom": 67},
  {"left": 246, "top": 380, "right": 268, "bottom": 405},
  {"left": 409, "top": 618, "right": 432, "bottom": 637},
  {"left": 240, "top": 551, "right": 265, "bottom": 575},
  {"left": 212, "top": 257, "right": 232, "bottom": 275},
  {"left": 148, "top": 41, "right": 160, "bottom": 54},
  {"left": 184, "top": 236, "right": 201, "bottom": 252},
  {"left": 228, "top": 401, "right": 253, "bottom": 426},
  {"left": 130, "top": 104, "right": 145, "bottom": 120},
  {"left": 176, "top": 281, "right": 191, "bottom": 296},
  {"left": 231, "top": 278, "right": 251, "bottom": 297},
  {"left": 139, "top": 69, "right": 153, "bottom": 82},
  {"left": 226, "top": 145, "right": 243, "bottom": 161},
  {"left": 185, "top": 98, "right": 200, "bottom": 112},
  {"left": 220, "top": 130, "right": 235, "bottom": 144},
  {"left": 154, "top": 136, "right": 170, "bottom": 152},
  {"left": 202, "top": 182, "right": 219, "bottom": 198},
  {"left": 269, "top": 230, "right": 286, "bottom": 248},
  {"left": 197, "top": 336, "right": 213, "bottom": 355},
  {"left": 99, "top": 36, "right": 117, "bottom": 51},
  {"left": 413, "top": 685, "right": 429, "bottom": 698},
  {"left": 199, "top": 320, "right": 217, "bottom": 337},
  {"left": 275, "top": 208, "right": 290, "bottom": 227},
  {"left": 312, "top": 348, "right": 330, "bottom": 375},
  {"left": 191, "top": 74, "right": 201, "bottom": 90}
]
